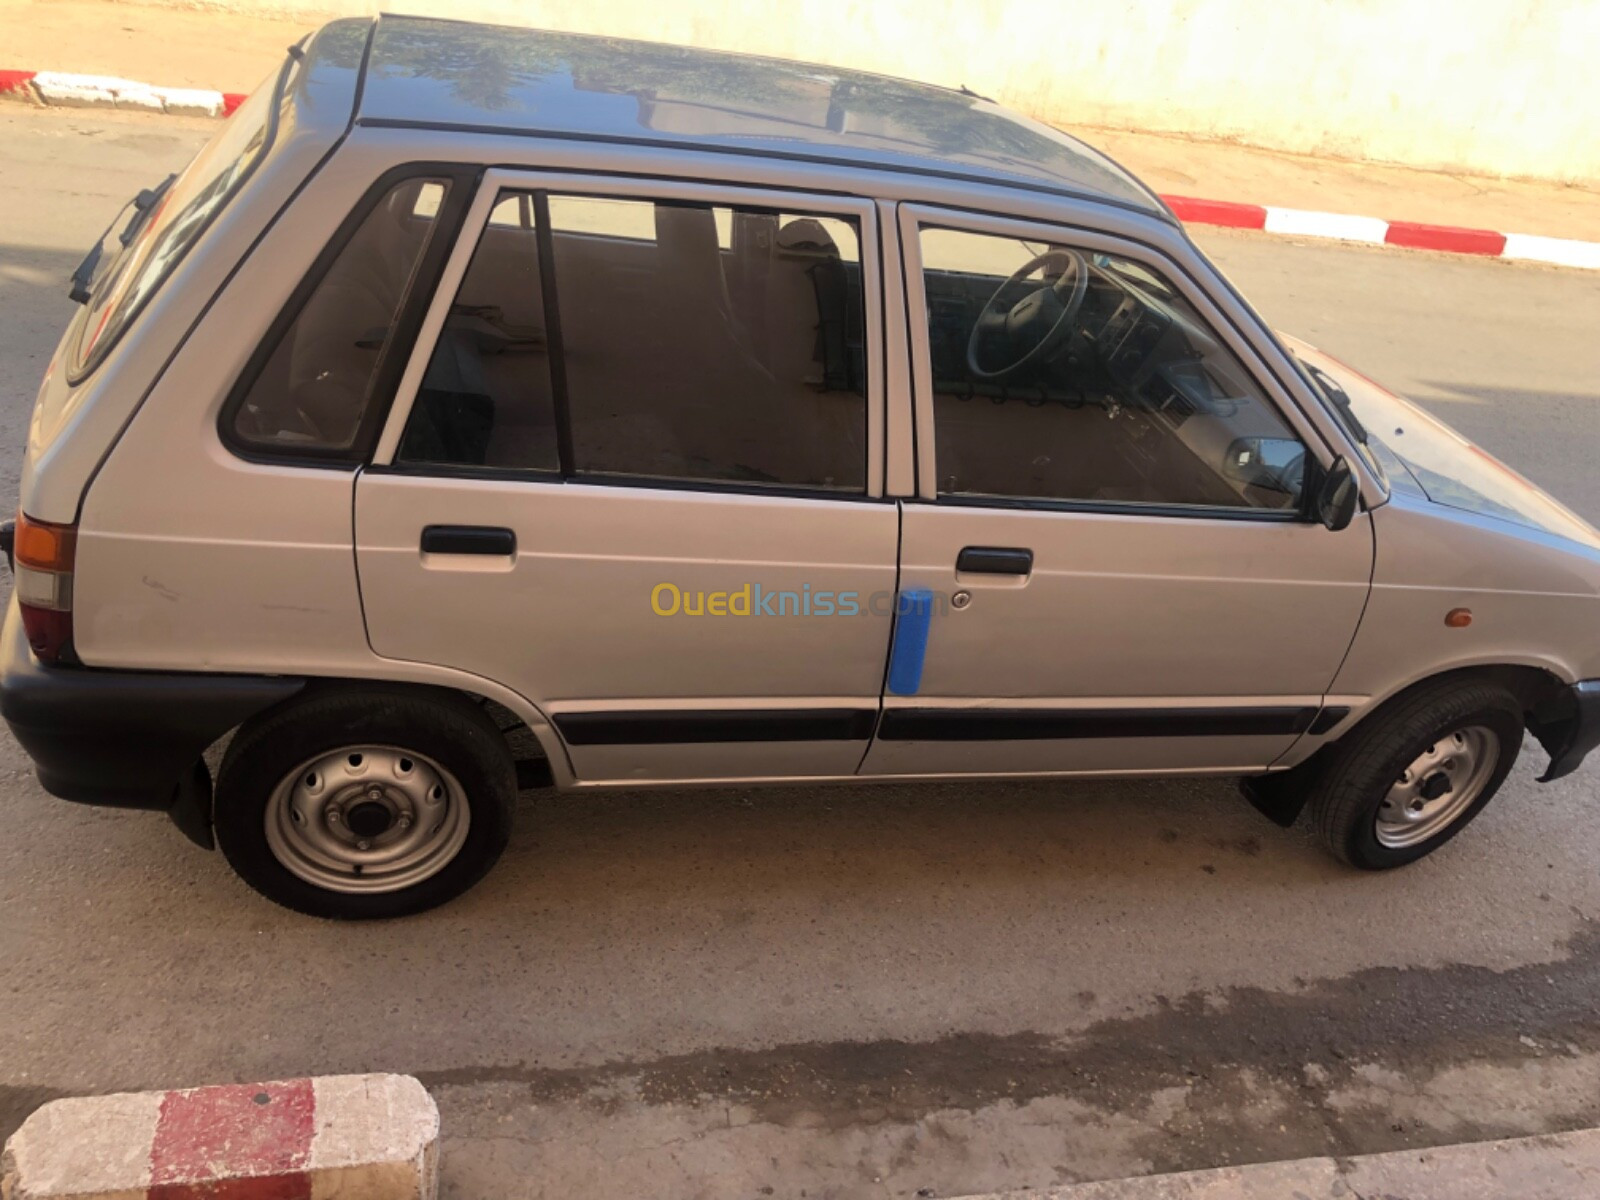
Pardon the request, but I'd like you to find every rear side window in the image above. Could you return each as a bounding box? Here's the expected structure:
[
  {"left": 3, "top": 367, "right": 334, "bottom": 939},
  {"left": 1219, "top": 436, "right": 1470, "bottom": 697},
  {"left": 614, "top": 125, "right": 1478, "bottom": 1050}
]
[
  {"left": 398, "top": 192, "right": 557, "bottom": 471},
  {"left": 230, "top": 178, "right": 451, "bottom": 455},
  {"left": 396, "top": 188, "right": 869, "bottom": 493}
]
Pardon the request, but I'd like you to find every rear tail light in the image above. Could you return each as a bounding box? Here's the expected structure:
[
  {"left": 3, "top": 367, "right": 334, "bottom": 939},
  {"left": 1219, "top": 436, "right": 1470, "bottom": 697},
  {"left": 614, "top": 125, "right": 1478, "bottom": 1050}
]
[{"left": 13, "top": 512, "right": 76, "bottom": 663}]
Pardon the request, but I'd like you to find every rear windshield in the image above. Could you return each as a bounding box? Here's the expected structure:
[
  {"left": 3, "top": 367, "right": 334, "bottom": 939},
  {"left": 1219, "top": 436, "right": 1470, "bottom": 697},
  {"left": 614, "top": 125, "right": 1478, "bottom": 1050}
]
[{"left": 66, "top": 63, "right": 285, "bottom": 381}]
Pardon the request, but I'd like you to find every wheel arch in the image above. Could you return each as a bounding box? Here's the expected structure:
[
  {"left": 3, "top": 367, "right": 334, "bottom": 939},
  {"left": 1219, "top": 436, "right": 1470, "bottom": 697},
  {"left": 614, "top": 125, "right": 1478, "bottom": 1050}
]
[
  {"left": 219, "top": 674, "right": 555, "bottom": 773},
  {"left": 1247, "top": 662, "right": 1569, "bottom": 828},
  {"left": 195, "top": 675, "right": 557, "bottom": 841},
  {"left": 210, "top": 676, "right": 521, "bottom": 917},
  {"left": 1360, "top": 663, "right": 1572, "bottom": 759}
]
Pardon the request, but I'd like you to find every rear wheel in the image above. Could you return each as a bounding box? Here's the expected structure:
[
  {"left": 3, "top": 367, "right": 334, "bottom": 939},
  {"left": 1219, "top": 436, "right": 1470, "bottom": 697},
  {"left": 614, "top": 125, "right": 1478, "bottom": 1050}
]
[
  {"left": 215, "top": 685, "right": 515, "bottom": 918},
  {"left": 1307, "top": 678, "right": 1524, "bottom": 869}
]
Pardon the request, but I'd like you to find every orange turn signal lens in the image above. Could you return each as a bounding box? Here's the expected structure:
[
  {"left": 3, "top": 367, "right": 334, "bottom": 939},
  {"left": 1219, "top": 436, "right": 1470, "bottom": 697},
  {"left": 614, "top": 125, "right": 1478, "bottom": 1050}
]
[
  {"left": 1445, "top": 607, "right": 1473, "bottom": 628},
  {"left": 13, "top": 512, "right": 76, "bottom": 572}
]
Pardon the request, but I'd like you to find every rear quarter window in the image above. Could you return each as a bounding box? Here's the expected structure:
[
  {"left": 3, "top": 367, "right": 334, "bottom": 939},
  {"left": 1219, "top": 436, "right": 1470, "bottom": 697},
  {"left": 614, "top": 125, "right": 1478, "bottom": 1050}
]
[{"left": 224, "top": 175, "right": 459, "bottom": 460}]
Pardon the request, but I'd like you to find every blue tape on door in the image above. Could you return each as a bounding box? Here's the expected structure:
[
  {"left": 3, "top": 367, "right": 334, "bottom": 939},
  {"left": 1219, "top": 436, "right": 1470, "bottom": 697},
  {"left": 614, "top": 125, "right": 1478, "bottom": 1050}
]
[{"left": 887, "top": 588, "right": 935, "bottom": 696}]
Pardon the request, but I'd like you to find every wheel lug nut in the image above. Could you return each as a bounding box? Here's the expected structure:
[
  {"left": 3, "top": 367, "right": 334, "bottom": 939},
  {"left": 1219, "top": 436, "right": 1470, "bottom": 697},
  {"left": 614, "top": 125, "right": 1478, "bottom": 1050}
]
[
  {"left": 356, "top": 839, "right": 371, "bottom": 851},
  {"left": 327, "top": 809, "right": 340, "bottom": 824},
  {"left": 397, "top": 815, "right": 412, "bottom": 831},
  {"left": 367, "top": 786, "right": 384, "bottom": 801}
]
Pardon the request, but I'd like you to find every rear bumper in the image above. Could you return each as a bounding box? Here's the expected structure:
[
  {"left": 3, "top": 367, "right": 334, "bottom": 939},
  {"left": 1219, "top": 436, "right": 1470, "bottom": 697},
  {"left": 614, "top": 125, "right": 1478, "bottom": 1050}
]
[
  {"left": 0, "top": 597, "right": 302, "bottom": 843},
  {"left": 1538, "top": 680, "right": 1600, "bottom": 782}
]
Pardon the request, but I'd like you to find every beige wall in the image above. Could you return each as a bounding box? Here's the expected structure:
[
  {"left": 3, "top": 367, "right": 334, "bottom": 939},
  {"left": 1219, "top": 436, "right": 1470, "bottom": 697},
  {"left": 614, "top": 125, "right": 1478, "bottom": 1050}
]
[{"left": 152, "top": 0, "right": 1600, "bottom": 183}]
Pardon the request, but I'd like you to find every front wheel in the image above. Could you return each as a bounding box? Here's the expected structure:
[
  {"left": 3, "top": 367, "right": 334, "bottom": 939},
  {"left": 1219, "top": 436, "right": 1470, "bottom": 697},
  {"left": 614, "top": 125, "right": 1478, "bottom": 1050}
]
[
  {"left": 215, "top": 685, "right": 516, "bottom": 918},
  {"left": 1307, "top": 678, "right": 1524, "bottom": 869}
]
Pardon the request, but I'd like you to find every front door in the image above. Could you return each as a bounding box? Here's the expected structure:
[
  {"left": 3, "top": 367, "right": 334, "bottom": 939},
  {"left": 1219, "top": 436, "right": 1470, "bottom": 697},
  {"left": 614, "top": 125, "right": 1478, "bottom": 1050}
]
[
  {"left": 356, "top": 173, "right": 895, "bottom": 782},
  {"left": 862, "top": 210, "right": 1374, "bottom": 777}
]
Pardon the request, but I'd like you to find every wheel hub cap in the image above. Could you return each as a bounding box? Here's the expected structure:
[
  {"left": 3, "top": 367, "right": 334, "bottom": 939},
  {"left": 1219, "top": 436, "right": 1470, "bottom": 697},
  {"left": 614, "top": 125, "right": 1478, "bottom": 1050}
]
[
  {"left": 264, "top": 746, "right": 470, "bottom": 894},
  {"left": 1375, "top": 726, "right": 1498, "bottom": 849},
  {"left": 345, "top": 800, "right": 395, "bottom": 839}
]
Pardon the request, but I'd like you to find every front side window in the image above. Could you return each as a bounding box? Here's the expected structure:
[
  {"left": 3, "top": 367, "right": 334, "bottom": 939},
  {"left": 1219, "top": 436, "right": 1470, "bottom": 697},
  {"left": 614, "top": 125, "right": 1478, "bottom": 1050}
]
[
  {"left": 398, "top": 189, "right": 869, "bottom": 494},
  {"left": 231, "top": 177, "right": 451, "bottom": 454},
  {"left": 919, "top": 227, "right": 1307, "bottom": 511}
]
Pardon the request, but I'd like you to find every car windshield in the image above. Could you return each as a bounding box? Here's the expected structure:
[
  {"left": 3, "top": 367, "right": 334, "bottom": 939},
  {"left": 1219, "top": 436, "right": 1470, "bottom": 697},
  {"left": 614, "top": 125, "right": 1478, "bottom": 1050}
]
[
  {"left": 1093, "top": 253, "right": 1178, "bottom": 303},
  {"left": 66, "top": 68, "right": 283, "bottom": 380}
]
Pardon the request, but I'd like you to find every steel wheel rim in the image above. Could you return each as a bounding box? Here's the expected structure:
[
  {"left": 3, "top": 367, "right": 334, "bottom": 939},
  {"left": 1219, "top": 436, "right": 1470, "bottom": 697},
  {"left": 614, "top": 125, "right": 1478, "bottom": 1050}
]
[
  {"left": 1375, "top": 725, "right": 1498, "bottom": 849},
  {"left": 264, "top": 746, "right": 471, "bottom": 894}
]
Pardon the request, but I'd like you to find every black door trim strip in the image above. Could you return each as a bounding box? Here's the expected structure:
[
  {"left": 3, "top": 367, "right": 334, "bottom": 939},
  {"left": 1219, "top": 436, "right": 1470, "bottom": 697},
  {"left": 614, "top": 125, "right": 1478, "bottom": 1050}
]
[
  {"left": 876, "top": 706, "right": 1319, "bottom": 742},
  {"left": 1307, "top": 705, "right": 1351, "bottom": 735},
  {"left": 553, "top": 705, "right": 1321, "bottom": 746},
  {"left": 555, "top": 708, "right": 880, "bottom": 746}
]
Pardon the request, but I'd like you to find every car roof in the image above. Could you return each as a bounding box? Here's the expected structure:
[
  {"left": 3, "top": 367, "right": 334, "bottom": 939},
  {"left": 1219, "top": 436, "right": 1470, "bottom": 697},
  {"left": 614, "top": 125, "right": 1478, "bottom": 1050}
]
[{"left": 350, "top": 15, "right": 1168, "bottom": 218}]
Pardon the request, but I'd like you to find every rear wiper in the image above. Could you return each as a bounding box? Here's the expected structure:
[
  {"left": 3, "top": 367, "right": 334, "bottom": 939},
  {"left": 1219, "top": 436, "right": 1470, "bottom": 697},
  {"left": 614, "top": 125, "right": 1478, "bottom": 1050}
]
[
  {"left": 67, "top": 244, "right": 103, "bottom": 306},
  {"left": 67, "top": 173, "right": 177, "bottom": 305},
  {"left": 120, "top": 174, "right": 176, "bottom": 246}
]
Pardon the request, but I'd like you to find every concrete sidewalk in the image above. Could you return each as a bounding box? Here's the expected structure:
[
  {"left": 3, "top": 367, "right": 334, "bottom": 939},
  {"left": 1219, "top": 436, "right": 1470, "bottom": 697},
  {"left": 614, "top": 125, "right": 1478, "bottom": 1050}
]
[
  {"left": 958, "top": 1127, "right": 1600, "bottom": 1200},
  {"left": 4, "top": 0, "right": 1599, "bottom": 243}
]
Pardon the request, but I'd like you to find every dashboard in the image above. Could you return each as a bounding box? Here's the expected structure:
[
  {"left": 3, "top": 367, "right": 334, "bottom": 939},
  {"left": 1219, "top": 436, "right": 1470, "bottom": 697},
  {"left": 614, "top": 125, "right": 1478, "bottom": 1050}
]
[{"left": 1070, "top": 263, "right": 1246, "bottom": 423}]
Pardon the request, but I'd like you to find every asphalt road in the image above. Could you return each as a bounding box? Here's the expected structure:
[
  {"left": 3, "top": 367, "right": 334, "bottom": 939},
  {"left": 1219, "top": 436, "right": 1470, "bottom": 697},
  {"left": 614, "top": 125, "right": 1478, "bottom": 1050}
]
[{"left": 2, "top": 107, "right": 1600, "bottom": 1199}]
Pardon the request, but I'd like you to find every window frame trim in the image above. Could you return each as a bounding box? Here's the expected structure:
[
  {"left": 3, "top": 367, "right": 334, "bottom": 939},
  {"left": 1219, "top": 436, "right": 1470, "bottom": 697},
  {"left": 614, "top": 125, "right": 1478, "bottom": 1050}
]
[
  {"left": 878, "top": 199, "right": 916, "bottom": 499},
  {"left": 370, "top": 167, "right": 887, "bottom": 501},
  {"left": 898, "top": 203, "right": 1334, "bottom": 520},
  {"left": 216, "top": 161, "right": 482, "bottom": 469}
]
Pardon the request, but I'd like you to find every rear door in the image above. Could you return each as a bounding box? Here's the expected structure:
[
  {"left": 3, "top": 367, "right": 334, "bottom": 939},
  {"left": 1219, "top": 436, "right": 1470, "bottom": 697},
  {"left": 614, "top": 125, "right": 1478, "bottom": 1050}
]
[
  {"left": 862, "top": 206, "right": 1374, "bottom": 777},
  {"left": 356, "top": 172, "right": 895, "bottom": 783}
]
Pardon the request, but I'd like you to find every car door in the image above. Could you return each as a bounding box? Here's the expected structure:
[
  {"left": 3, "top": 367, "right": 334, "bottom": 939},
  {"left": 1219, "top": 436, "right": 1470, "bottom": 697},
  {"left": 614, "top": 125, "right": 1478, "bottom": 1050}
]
[
  {"left": 355, "top": 171, "right": 895, "bottom": 783},
  {"left": 860, "top": 206, "right": 1375, "bottom": 777}
]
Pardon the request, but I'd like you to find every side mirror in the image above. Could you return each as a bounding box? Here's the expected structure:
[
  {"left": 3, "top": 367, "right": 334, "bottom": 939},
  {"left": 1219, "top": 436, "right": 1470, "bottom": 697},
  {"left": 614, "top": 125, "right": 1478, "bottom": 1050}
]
[
  {"left": 1223, "top": 436, "right": 1306, "bottom": 496},
  {"left": 1314, "top": 455, "right": 1360, "bottom": 531}
]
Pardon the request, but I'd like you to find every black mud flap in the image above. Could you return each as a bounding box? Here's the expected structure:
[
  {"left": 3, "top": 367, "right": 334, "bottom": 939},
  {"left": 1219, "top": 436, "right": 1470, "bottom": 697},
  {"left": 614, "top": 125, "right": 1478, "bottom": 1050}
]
[
  {"left": 168, "top": 758, "right": 215, "bottom": 850},
  {"left": 1240, "top": 748, "right": 1329, "bottom": 828},
  {"left": 1533, "top": 681, "right": 1600, "bottom": 782}
]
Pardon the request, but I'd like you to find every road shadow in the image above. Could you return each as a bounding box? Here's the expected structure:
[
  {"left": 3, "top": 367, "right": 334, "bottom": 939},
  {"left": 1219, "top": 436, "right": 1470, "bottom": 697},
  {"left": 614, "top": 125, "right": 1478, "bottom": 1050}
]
[{"left": 0, "top": 245, "right": 81, "bottom": 504}]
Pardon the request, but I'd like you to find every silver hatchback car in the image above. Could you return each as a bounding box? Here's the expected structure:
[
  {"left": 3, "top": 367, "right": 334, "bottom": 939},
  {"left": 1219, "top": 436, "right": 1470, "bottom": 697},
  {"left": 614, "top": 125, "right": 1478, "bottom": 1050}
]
[{"left": 4, "top": 16, "right": 1598, "bottom": 918}]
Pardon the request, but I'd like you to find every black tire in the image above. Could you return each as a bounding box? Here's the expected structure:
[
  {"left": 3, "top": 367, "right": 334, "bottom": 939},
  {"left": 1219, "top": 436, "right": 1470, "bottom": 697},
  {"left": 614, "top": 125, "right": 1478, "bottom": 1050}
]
[
  {"left": 214, "top": 684, "right": 516, "bottom": 919},
  {"left": 1307, "top": 677, "right": 1524, "bottom": 869}
]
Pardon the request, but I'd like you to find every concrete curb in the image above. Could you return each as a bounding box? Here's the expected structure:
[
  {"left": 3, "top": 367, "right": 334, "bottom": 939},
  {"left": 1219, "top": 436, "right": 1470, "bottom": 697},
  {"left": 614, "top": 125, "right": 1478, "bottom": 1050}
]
[
  {"left": 0, "top": 69, "right": 245, "bottom": 119},
  {"left": 1, "top": 1074, "right": 438, "bottom": 1200},
  {"left": 1, "top": 65, "right": 1597, "bottom": 270},
  {"left": 951, "top": 1127, "right": 1600, "bottom": 1199}
]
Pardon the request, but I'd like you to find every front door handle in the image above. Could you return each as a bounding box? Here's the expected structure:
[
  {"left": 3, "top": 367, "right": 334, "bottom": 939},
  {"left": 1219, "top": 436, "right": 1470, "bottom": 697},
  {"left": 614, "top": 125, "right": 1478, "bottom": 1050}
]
[
  {"left": 421, "top": 525, "right": 517, "bottom": 556},
  {"left": 956, "top": 546, "right": 1033, "bottom": 576}
]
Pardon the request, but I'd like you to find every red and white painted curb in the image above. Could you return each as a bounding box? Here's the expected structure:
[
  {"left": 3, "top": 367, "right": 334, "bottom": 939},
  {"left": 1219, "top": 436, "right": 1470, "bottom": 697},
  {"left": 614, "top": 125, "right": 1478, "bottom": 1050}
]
[
  {"left": 1, "top": 1074, "right": 438, "bottom": 1200},
  {"left": 1, "top": 68, "right": 245, "bottom": 118},
  {"left": 1164, "top": 194, "right": 1600, "bottom": 270},
  {"left": 4, "top": 66, "right": 1597, "bottom": 270}
]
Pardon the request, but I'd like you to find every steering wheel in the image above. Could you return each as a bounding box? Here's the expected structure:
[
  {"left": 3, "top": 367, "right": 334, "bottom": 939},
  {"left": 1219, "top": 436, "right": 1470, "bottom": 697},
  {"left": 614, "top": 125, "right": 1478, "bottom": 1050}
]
[{"left": 965, "top": 248, "right": 1090, "bottom": 382}]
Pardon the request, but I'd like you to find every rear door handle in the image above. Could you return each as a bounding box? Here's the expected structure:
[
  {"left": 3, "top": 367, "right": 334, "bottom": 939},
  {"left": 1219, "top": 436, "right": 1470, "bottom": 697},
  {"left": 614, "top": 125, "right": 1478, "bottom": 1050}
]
[
  {"left": 421, "top": 525, "right": 517, "bottom": 556},
  {"left": 956, "top": 546, "right": 1033, "bottom": 576}
]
